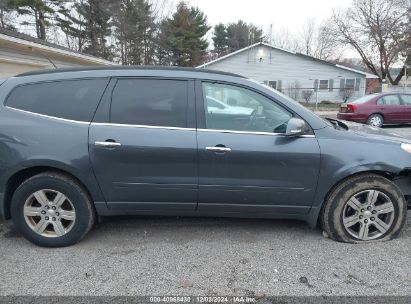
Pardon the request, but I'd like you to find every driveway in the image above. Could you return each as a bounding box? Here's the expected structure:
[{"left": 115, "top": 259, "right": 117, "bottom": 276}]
[{"left": 0, "top": 214, "right": 410, "bottom": 297}]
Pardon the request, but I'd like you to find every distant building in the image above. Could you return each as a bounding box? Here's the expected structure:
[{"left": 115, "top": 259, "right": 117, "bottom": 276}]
[
  {"left": 0, "top": 28, "right": 115, "bottom": 78},
  {"left": 198, "top": 42, "right": 378, "bottom": 103}
]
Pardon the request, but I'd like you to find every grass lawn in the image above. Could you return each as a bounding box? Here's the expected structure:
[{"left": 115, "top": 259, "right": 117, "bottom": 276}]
[{"left": 301, "top": 102, "right": 341, "bottom": 111}]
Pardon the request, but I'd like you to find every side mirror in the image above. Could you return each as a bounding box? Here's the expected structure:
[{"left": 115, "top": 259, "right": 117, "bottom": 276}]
[{"left": 285, "top": 118, "right": 308, "bottom": 136}]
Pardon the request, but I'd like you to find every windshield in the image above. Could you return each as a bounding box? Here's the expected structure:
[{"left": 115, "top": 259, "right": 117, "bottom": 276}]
[{"left": 350, "top": 94, "right": 377, "bottom": 104}]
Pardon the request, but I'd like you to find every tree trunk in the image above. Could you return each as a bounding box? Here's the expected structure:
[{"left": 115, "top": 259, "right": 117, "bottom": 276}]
[
  {"left": 0, "top": 9, "right": 4, "bottom": 28},
  {"left": 38, "top": 11, "right": 46, "bottom": 40},
  {"left": 391, "top": 66, "right": 405, "bottom": 86}
]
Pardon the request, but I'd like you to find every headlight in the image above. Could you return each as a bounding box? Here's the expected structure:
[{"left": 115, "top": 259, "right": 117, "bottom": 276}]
[{"left": 401, "top": 143, "right": 411, "bottom": 154}]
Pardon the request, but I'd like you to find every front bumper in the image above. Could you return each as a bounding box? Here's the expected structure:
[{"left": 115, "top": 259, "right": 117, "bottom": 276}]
[{"left": 394, "top": 177, "right": 411, "bottom": 209}]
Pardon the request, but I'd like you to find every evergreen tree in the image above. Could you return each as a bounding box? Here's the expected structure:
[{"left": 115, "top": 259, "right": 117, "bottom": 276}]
[
  {"left": 159, "top": 1, "right": 210, "bottom": 67},
  {"left": 56, "top": 0, "right": 114, "bottom": 60},
  {"left": 212, "top": 23, "right": 228, "bottom": 56},
  {"left": 9, "top": 0, "right": 63, "bottom": 40},
  {"left": 56, "top": 0, "right": 87, "bottom": 51},
  {"left": 112, "top": 0, "right": 157, "bottom": 65},
  {"left": 0, "top": 0, "right": 15, "bottom": 29},
  {"left": 226, "top": 20, "right": 263, "bottom": 52}
]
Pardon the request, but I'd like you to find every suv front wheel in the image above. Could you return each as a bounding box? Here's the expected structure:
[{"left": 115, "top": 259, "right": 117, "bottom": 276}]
[
  {"left": 11, "top": 172, "right": 95, "bottom": 247},
  {"left": 322, "top": 174, "right": 407, "bottom": 243}
]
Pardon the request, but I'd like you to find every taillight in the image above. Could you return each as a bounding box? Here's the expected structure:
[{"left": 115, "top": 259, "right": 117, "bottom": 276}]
[{"left": 347, "top": 104, "right": 357, "bottom": 113}]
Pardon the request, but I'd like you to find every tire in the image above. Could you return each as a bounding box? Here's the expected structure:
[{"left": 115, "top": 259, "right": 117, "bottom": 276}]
[
  {"left": 10, "top": 172, "right": 95, "bottom": 247},
  {"left": 321, "top": 174, "right": 407, "bottom": 243},
  {"left": 366, "top": 114, "right": 384, "bottom": 127}
]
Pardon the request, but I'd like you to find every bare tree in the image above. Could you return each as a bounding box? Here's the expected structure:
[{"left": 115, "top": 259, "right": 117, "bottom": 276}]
[
  {"left": 302, "top": 90, "right": 314, "bottom": 103},
  {"left": 299, "top": 18, "right": 340, "bottom": 61},
  {"left": 150, "top": 0, "right": 174, "bottom": 21},
  {"left": 300, "top": 18, "right": 316, "bottom": 56},
  {"left": 340, "top": 88, "right": 354, "bottom": 102},
  {"left": 331, "top": 0, "right": 410, "bottom": 84},
  {"left": 286, "top": 80, "right": 301, "bottom": 101},
  {"left": 267, "top": 26, "right": 300, "bottom": 52}
]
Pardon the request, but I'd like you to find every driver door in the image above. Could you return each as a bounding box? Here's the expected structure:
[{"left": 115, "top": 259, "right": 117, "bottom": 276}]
[{"left": 196, "top": 81, "right": 321, "bottom": 215}]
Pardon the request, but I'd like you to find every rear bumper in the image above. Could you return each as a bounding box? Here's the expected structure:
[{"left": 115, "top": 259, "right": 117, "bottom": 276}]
[{"left": 336, "top": 112, "right": 367, "bottom": 123}]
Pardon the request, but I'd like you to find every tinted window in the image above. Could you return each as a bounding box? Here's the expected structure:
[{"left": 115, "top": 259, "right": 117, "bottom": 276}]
[
  {"left": 400, "top": 95, "right": 411, "bottom": 105},
  {"left": 203, "top": 82, "right": 292, "bottom": 133},
  {"left": 6, "top": 79, "right": 108, "bottom": 121},
  {"left": 351, "top": 94, "right": 377, "bottom": 104},
  {"left": 110, "top": 79, "right": 188, "bottom": 127},
  {"left": 378, "top": 95, "right": 401, "bottom": 105}
]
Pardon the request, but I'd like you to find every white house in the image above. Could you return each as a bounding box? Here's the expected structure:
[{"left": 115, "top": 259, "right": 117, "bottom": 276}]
[
  {"left": 198, "top": 42, "right": 378, "bottom": 103},
  {"left": 0, "top": 28, "right": 115, "bottom": 78}
]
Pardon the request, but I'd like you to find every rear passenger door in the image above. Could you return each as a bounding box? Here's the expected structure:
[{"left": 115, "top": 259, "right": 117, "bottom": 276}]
[
  {"left": 399, "top": 94, "right": 411, "bottom": 122},
  {"left": 89, "top": 78, "right": 198, "bottom": 211},
  {"left": 376, "top": 95, "right": 402, "bottom": 123}
]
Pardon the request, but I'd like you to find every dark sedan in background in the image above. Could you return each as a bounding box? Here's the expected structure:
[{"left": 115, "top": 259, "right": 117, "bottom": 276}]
[{"left": 337, "top": 93, "right": 411, "bottom": 127}]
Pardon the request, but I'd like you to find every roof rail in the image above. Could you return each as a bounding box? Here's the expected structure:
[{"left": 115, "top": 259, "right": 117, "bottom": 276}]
[{"left": 16, "top": 66, "right": 246, "bottom": 78}]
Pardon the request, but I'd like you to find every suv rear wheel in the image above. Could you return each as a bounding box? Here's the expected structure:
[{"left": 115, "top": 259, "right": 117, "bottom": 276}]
[
  {"left": 321, "top": 174, "right": 407, "bottom": 243},
  {"left": 10, "top": 172, "right": 95, "bottom": 247}
]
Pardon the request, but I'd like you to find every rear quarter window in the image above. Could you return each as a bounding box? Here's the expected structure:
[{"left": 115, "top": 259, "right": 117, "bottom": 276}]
[{"left": 5, "top": 79, "right": 108, "bottom": 122}]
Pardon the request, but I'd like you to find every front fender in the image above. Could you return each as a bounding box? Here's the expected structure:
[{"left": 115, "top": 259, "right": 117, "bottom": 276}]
[{"left": 306, "top": 127, "right": 411, "bottom": 227}]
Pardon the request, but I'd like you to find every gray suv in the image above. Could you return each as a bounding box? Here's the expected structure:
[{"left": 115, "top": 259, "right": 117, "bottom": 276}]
[{"left": 0, "top": 67, "right": 409, "bottom": 247}]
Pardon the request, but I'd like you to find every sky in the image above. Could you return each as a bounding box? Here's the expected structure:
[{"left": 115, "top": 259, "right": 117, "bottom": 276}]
[{"left": 188, "top": 0, "right": 352, "bottom": 37}]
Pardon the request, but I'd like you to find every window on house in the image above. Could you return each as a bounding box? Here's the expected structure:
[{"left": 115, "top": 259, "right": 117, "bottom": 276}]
[
  {"left": 345, "top": 79, "right": 355, "bottom": 90},
  {"left": 319, "top": 80, "right": 329, "bottom": 90},
  {"left": 267, "top": 81, "right": 277, "bottom": 89}
]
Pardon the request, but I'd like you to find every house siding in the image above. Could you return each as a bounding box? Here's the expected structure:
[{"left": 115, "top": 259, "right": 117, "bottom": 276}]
[{"left": 201, "top": 45, "right": 366, "bottom": 103}]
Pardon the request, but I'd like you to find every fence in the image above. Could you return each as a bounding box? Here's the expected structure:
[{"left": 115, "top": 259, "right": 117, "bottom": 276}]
[{"left": 278, "top": 83, "right": 411, "bottom": 104}]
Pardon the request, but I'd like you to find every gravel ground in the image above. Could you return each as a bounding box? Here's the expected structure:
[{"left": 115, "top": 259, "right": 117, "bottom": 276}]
[
  {"left": 0, "top": 112, "right": 410, "bottom": 298},
  {"left": 0, "top": 214, "right": 410, "bottom": 297}
]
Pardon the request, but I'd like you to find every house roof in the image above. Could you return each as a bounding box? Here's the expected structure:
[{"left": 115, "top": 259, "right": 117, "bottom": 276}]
[
  {"left": 198, "top": 42, "right": 379, "bottom": 79},
  {"left": 0, "top": 28, "right": 115, "bottom": 66}
]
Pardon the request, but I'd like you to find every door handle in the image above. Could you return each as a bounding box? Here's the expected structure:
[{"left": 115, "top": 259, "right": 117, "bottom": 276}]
[
  {"left": 206, "top": 146, "right": 232, "bottom": 153},
  {"left": 95, "top": 141, "right": 121, "bottom": 148}
]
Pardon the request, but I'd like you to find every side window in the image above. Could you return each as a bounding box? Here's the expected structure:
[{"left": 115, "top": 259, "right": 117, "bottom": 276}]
[
  {"left": 378, "top": 95, "right": 401, "bottom": 105},
  {"left": 400, "top": 95, "right": 411, "bottom": 105},
  {"left": 110, "top": 79, "right": 188, "bottom": 128},
  {"left": 202, "top": 82, "right": 293, "bottom": 133},
  {"left": 6, "top": 79, "right": 108, "bottom": 121}
]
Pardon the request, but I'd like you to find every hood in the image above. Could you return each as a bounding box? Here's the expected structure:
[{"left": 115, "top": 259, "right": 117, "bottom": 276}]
[
  {"left": 330, "top": 119, "right": 411, "bottom": 144},
  {"left": 344, "top": 120, "right": 404, "bottom": 138}
]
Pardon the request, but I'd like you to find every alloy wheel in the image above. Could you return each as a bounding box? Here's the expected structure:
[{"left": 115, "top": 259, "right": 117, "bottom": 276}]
[
  {"left": 369, "top": 116, "right": 382, "bottom": 127},
  {"left": 23, "top": 189, "right": 76, "bottom": 238},
  {"left": 342, "top": 190, "right": 395, "bottom": 241}
]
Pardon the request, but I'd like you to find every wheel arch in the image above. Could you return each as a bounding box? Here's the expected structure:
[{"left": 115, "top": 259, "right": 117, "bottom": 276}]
[
  {"left": 2, "top": 164, "right": 101, "bottom": 220},
  {"left": 367, "top": 112, "right": 385, "bottom": 121},
  {"left": 308, "top": 169, "right": 398, "bottom": 228}
]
